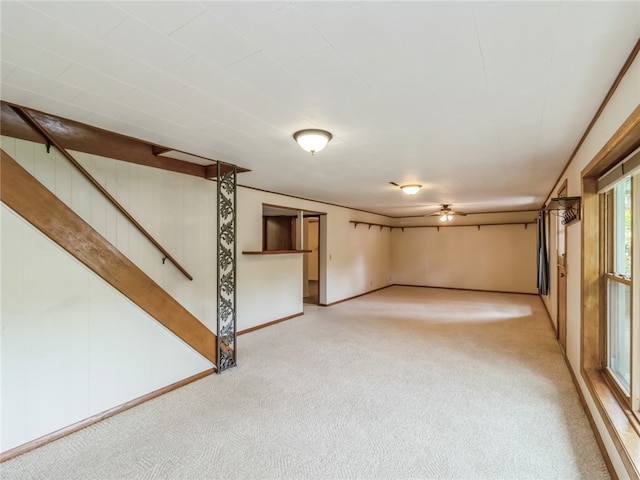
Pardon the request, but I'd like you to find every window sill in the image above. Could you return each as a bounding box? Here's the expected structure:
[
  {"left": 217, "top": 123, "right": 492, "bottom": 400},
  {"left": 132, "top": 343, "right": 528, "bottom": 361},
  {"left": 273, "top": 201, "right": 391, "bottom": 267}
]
[{"left": 583, "top": 368, "right": 640, "bottom": 478}]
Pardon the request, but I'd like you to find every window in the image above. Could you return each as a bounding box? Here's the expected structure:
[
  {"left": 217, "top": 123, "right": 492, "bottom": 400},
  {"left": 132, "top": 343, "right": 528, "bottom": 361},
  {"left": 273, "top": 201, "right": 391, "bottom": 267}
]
[
  {"left": 604, "top": 177, "right": 633, "bottom": 396},
  {"left": 582, "top": 137, "right": 640, "bottom": 477}
]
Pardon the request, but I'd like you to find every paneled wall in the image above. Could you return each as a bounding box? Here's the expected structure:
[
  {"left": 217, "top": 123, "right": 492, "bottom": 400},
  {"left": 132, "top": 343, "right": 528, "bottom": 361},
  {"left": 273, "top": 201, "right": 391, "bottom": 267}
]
[
  {"left": 1, "top": 136, "right": 217, "bottom": 331},
  {"left": 391, "top": 224, "right": 537, "bottom": 294},
  {"left": 1, "top": 205, "right": 212, "bottom": 452},
  {"left": 0, "top": 136, "right": 218, "bottom": 453}
]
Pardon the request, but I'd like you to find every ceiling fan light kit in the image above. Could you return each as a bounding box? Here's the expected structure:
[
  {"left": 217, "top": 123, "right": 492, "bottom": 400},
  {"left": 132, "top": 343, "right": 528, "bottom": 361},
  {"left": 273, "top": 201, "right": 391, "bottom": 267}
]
[
  {"left": 293, "top": 129, "right": 332, "bottom": 155},
  {"left": 429, "top": 204, "right": 467, "bottom": 223}
]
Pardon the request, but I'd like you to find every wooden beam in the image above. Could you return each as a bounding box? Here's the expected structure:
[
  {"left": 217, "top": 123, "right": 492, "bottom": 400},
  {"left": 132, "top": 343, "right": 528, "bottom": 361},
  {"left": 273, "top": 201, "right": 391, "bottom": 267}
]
[
  {"left": 0, "top": 149, "right": 216, "bottom": 364},
  {"left": 152, "top": 145, "right": 172, "bottom": 156},
  {"left": 204, "top": 162, "right": 250, "bottom": 179},
  {"left": 0, "top": 101, "right": 225, "bottom": 178}
]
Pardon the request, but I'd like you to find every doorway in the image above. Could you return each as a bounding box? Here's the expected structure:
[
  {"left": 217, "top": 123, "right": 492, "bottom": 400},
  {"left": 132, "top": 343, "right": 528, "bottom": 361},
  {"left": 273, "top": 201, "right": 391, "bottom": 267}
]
[{"left": 261, "top": 204, "right": 326, "bottom": 307}]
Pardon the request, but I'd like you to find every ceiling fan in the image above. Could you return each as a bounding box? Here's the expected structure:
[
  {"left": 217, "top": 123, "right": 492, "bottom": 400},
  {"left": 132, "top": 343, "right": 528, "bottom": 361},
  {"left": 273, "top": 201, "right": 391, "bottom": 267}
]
[{"left": 428, "top": 204, "right": 467, "bottom": 222}]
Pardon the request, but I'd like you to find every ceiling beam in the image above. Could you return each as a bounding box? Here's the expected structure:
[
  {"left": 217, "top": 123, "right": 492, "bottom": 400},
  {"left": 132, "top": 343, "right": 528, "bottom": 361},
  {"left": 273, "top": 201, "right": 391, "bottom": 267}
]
[{"left": 0, "top": 101, "right": 248, "bottom": 180}]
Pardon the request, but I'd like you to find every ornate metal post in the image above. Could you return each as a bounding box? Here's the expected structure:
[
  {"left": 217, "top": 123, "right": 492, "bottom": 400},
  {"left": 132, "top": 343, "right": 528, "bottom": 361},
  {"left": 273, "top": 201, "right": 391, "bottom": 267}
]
[{"left": 216, "top": 161, "right": 237, "bottom": 372}]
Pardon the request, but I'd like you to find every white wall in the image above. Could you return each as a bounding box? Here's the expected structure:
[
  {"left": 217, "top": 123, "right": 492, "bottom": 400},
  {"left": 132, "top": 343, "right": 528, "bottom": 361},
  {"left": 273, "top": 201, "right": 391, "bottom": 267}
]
[
  {"left": 0, "top": 136, "right": 219, "bottom": 453},
  {"left": 1, "top": 136, "right": 218, "bottom": 332},
  {"left": 391, "top": 224, "right": 537, "bottom": 294},
  {"left": 1, "top": 205, "right": 212, "bottom": 453},
  {"left": 541, "top": 53, "right": 640, "bottom": 479}
]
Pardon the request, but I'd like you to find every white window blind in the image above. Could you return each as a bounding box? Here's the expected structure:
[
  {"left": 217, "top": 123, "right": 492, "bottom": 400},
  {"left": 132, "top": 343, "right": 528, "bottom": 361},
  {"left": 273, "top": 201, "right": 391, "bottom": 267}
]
[{"left": 597, "top": 145, "right": 640, "bottom": 193}]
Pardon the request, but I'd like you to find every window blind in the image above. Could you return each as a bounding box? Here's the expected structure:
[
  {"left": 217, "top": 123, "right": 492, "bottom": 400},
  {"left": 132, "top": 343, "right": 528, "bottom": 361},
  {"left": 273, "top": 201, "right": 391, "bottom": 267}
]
[{"left": 597, "top": 145, "right": 640, "bottom": 193}]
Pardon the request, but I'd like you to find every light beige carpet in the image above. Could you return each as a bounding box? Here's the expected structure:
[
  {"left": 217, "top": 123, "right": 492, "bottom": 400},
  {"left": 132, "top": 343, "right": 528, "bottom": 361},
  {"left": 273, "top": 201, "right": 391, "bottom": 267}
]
[{"left": 1, "top": 286, "right": 608, "bottom": 479}]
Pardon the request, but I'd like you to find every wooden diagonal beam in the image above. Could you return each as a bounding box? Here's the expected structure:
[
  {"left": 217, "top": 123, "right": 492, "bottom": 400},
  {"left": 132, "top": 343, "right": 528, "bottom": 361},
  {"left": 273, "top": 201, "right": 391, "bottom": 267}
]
[
  {"left": 0, "top": 149, "right": 216, "bottom": 363},
  {"left": 10, "top": 105, "right": 194, "bottom": 281}
]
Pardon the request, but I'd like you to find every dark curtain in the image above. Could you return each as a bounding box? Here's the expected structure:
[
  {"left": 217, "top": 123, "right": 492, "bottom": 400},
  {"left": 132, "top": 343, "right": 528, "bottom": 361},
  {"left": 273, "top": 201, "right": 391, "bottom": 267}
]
[{"left": 536, "top": 210, "right": 550, "bottom": 295}]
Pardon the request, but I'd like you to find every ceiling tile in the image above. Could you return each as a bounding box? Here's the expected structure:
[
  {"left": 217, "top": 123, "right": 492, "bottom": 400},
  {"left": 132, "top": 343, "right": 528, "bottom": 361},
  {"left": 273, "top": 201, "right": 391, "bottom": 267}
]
[
  {"left": 1, "top": 60, "right": 17, "bottom": 81},
  {"left": 1, "top": 33, "right": 74, "bottom": 78},
  {"left": 8, "top": 20, "right": 186, "bottom": 98},
  {"left": 474, "top": 2, "right": 561, "bottom": 79},
  {"left": 314, "top": 3, "right": 419, "bottom": 88},
  {"left": 235, "top": 4, "right": 329, "bottom": 66},
  {"left": 117, "top": 88, "right": 179, "bottom": 119},
  {"left": 290, "top": 2, "right": 357, "bottom": 26},
  {"left": 0, "top": 1, "right": 57, "bottom": 44},
  {"left": 112, "top": 1, "right": 206, "bottom": 35},
  {"left": 557, "top": 1, "right": 640, "bottom": 46},
  {"left": 95, "top": 54, "right": 186, "bottom": 98},
  {"left": 57, "top": 64, "right": 135, "bottom": 101},
  {"left": 25, "top": 94, "right": 94, "bottom": 123},
  {"left": 166, "top": 56, "right": 295, "bottom": 126},
  {"left": 4, "top": 66, "right": 82, "bottom": 102},
  {"left": 28, "top": 1, "right": 129, "bottom": 39},
  {"left": 0, "top": 83, "right": 36, "bottom": 105},
  {"left": 201, "top": 1, "right": 288, "bottom": 29},
  {"left": 226, "top": 52, "right": 312, "bottom": 106},
  {"left": 102, "top": 16, "right": 193, "bottom": 70},
  {"left": 74, "top": 92, "right": 202, "bottom": 149},
  {"left": 81, "top": 111, "right": 161, "bottom": 145},
  {"left": 170, "top": 11, "right": 260, "bottom": 68},
  {"left": 289, "top": 47, "right": 369, "bottom": 106},
  {"left": 165, "top": 86, "right": 262, "bottom": 132}
]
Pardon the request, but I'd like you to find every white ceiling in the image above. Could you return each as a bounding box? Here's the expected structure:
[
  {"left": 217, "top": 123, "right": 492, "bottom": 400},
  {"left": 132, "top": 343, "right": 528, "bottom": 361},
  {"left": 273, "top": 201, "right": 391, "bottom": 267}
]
[{"left": 2, "top": 1, "right": 639, "bottom": 217}]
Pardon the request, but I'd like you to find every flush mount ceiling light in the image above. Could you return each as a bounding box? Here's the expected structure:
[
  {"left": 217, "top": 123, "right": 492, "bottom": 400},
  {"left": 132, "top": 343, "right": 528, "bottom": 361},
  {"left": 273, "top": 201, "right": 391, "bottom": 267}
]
[
  {"left": 400, "top": 184, "right": 422, "bottom": 196},
  {"left": 293, "top": 129, "right": 332, "bottom": 155}
]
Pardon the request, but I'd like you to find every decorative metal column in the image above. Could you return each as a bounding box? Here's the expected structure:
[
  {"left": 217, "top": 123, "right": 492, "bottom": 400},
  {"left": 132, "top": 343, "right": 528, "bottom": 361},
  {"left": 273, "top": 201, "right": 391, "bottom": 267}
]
[{"left": 216, "top": 161, "right": 237, "bottom": 372}]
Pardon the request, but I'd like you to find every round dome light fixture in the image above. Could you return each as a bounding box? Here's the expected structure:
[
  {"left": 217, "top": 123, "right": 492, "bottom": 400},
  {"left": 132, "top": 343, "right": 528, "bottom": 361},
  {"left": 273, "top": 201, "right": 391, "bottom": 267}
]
[
  {"left": 293, "top": 129, "right": 332, "bottom": 155},
  {"left": 400, "top": 184, "right": 422, "bottom": 196}
]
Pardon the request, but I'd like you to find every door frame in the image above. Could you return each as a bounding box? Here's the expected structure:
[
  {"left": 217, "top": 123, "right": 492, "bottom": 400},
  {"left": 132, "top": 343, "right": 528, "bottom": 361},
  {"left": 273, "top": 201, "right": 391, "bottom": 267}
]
[{"left": 557, "top": 180, "right": 568, "bottom": 352}]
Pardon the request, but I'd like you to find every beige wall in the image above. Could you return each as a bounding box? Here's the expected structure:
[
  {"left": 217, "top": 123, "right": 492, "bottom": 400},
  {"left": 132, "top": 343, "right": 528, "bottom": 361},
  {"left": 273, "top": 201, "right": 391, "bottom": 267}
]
[
  {"left": 391, "top": 224, "right": 537, "bottom": 294},
  {"left": 237, "top": 187, "right": 392, "bottom": 330}
]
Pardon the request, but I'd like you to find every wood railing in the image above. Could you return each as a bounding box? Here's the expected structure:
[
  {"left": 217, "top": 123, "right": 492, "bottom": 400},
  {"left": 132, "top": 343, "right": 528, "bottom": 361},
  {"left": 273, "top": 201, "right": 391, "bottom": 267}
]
[{"left": 10, "top": 105, "right": 194, "bottom": 281}]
